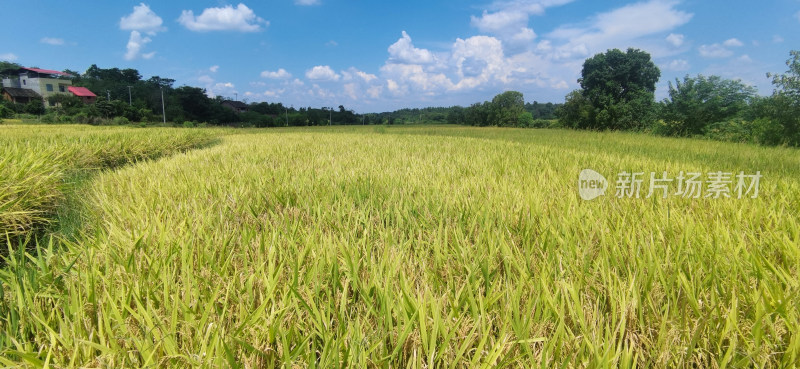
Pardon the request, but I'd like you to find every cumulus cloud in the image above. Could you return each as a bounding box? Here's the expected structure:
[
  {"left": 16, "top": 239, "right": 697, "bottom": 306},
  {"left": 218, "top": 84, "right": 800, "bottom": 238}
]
[
  {"left": 209, "top": 65, "right": 219, "bottom": 73},
  {"left": 451, "top": 36, "right": 512, "bottom": 89},
  {"left": 471, "top": 10, "right": 528, "bottom": 34},
  {"left": 342, "top": 67, "right": 378, "bottom": 83},
  {"left": 697, "top": 38, "right": 743, "bottom": 59},
  {"left": 0, "top": 53, "right": 17, "bottom": 61},
  {"left": 120, "top": 4, "right": 163, "bottom": 61},
  {"left": 179, "top": 4, "right": 267, "bottom": 32},
  {"left": 120, "top": 3, "right": 165, "bottom": 35},
  {"left": 306, "top": 65, "right": 340, "bottom": 81},
  {"left": 666, "top": 33, "right": 684, "bottom": 47},
  {"left": 387, "top": 31, "right": 436, "bottom": 64},
  {"left": 40, "top": 37, "right": 65, "bottom": 46},
  {"left": 666, "top": 59, "right": 689, "bottom": 71},
  {"left": 124, "top": 31, "right": 155, "bottom": 60},
  {"left": 548, "top": 0, "right": 692, "bottom": 60},
  {"left": 723, "top": 38, "right": 743, "bottom": 47},
  {"left": 261, "top": 68, "right": 292, "bottom": 79},
  {"left": 468, "top": 0, "right": 576, "bottom": 50}
]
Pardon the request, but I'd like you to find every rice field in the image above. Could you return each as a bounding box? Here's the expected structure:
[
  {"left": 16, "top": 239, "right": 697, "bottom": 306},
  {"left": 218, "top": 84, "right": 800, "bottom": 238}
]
[{"left": 1, "top": 124, "right": 799, "bottom": 367}]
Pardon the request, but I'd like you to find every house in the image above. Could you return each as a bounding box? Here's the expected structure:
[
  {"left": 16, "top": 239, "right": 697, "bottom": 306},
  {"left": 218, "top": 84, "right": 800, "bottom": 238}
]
[
  {"left": 0, "top": 67, "right": 94, "bottom": 108},
  {"left": 1, "top": 87, "right": 42, "bottom": 105},
  {"left": 221, "top": 100, "right": 248, "bottom": 113},
  {"left": 67, "top": 86, "right": 97, "bottom": 104}
]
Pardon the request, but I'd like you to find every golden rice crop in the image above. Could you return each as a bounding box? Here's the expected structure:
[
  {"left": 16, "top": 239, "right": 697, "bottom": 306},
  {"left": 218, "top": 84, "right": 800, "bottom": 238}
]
[
  {"left": 0, "top": 124, "right": 219, "bottom": 240},
  {"left": 1, "top": 125, "right": 799, "bottom": 367}
]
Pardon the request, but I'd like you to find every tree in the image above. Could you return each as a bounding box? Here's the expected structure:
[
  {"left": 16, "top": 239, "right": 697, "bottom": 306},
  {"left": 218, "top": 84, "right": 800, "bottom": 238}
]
[
  {"left": 47, "top": 93, "right": 85, "bottom": 115},
  {"left": 556, "top": 90, "right": 593, "bottom": 129},
  {"left": 576, "top": 48, "right": 660, "bottom": 130},
  {"left": 756, "top": 50, "right": 800, "bottom": 146},
  {"left": 23, "top": 99, "right": 45, "bottom": 115},
  {"left": 768, "top": 50, "right": 800, "bottom": 99},
  {"left": 489, "top": 91, "right": 525, "bottom": 126},
  {"left": 659, "top": 75, "right": 757, "bottom": 136}
]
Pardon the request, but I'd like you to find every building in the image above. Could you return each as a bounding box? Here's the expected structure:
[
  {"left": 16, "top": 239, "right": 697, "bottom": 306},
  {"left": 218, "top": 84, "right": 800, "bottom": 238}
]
[
  {"left": 67, "top": 86, "right": 97, "bottom": 104},
  {"left": 221, "top": 100, "right": 248, "bottom": 113},
  {"left": 1, "top": 87, "right": 42, "bottom": 105},
  {"left": 1, "top": 67, "right": 97, "bottom": 108},
  {"left": 1, "top": 67, "right": 72, "bottom": 100}
]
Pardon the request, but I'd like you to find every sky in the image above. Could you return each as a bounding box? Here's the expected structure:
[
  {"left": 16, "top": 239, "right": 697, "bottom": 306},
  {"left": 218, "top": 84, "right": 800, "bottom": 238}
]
[{"left": 1, "top": 0, "right": 799, "bottom": 112}]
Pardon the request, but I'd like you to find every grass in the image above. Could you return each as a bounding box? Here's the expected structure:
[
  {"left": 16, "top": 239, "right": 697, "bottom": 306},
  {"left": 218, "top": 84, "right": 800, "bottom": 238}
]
[
  {"left": 1, "top": 124, "right": 799, "bottom": 367},
  {"left": 0, "top": 124, "right": 220, "bottom": 243}
]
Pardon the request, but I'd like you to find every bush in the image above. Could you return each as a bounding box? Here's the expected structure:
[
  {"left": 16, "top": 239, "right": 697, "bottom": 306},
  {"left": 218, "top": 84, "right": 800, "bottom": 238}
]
[
  {"left": 40, "top": 112, "right": 59, "bottom": 123},
  {"left": 112, "top": 116, "right": 130, "bottom": 125},
  {"left": 0, "top": 103, "right": 14, "bottom": 118},
  {"left": 183, "top": 120, "right": 196, "bottom": 128},
  {"left": 703, "top": 119, "right": 757, "bottom": 144},
  {"left": 15, "top": 113, "right": 37, "bottom": 120}
]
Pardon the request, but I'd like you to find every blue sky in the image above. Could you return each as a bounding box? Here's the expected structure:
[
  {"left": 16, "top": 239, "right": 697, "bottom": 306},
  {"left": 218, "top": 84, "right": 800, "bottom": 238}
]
[{"left": 1, "top": 0, "right": 798, "bottom": 112}]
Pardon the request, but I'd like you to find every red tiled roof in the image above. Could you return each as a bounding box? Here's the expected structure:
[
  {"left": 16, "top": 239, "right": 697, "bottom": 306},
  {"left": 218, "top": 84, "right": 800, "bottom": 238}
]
[
  {"left": 68, "top": 86, "right": 96, "bottom": 97},
  {"left": 21, "top": 67, "right": 73, "bottom": 77}
]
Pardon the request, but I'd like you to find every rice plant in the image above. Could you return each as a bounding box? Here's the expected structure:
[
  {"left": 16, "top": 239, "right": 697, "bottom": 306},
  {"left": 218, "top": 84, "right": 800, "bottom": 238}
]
[{"left": 1, "top": 125, "right": 798, "bottom": 367}]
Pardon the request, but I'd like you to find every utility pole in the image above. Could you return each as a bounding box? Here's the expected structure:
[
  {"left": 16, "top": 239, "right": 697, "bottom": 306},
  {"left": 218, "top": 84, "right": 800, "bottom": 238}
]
[
  {"left": 234, "top": 92, "right": 238, "bottom": 101},
  {"left": 127, "top": 86, "right": 132, "bottom": 106},
  {"left": 285, "top": 107, "right": 288, "bottom": 127},
  {"left": 160, "top": 87, "right": 166, "bottom": 124},
  {"left": 106, "top": 90, "right": 111, "bottom": 101}
]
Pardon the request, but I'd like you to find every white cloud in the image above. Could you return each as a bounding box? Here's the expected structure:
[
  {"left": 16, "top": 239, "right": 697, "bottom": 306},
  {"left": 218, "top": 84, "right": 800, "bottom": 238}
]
[
  {"left": 198, "top": 75, "right": 214, "bottom": 84},
  {"left": 342, "top": 67, "right": 377, "bottom": 83},
  {"left": 698, "top": 43, "right": 733, "bottom": 58},
  {"left": 380, "top": 64, "right": 453, "bottom": 96},
  {"left": 120, "top": 3, "right": 165, "bottom": 35},
  {"left": 366, "top": 85, "right": 383, "bottom": 99},
  {"left": 773, "top": 35, "right": 784, "bottom": 43},
  {"left": 178, "top": 4, "right": 267, "bottom": 32},
  {"left": 209, "top": 65, "right": 219, "bottom": 73},
  {"left": 548, "top": 0, "right": 692, "bottom": 60},
  {"left": 40, "top": 37, "right": 65, "bottom": 46},
  {"left": 0, "top": 53, "right": 17, "bottom": 61},
  {"left": 666, "top": 33, "right": 684, "bottom": 47},
  {"left": 471, "top": 10, "right": 528, "bottom": 34},
  {"left": 387, "top": 31, "right": 436, "bottom": 64},
  {"left": 124, "top": 31, "right": 154, "bottom": 60},
  {"left": 723, "top": 38, "right": 743, "bottom": 47},
  {"left": 208, "top": 82, "right": 237, "bottom": 98},
  {"left": 295, "top": 0, "right": 321, "bottom": 5},
  {"left": 120, "top": 4, "right": 163, "bottom": 61},
  {"left": 261, "top": 68, "right": 292, "bottom": 79},
  {"left": 468, "top": 0, "right": 576, "bottom": 50},
  {"left": 666, "top": 59, "right": 689, "bottom": 71},
  {"left": 306, "top": 65, "right": 340, "bottom": 81},
  {"left": 451, "top": 35, "right": 512, "bottom": 89}
]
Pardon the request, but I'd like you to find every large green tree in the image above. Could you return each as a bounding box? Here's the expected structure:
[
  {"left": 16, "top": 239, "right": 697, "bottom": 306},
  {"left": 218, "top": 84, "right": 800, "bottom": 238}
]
[
  {"left": 565, "top": 48, "right": 660, "bottom": 130},
  {"left": 756, "top": 50, "right": 800, "bottom": 146},
  {"left": 660, "top": 75, "right": 757, "bottom": 136},
  {"left": 488, "top": 90, "right": 525, "bottom": 126}
]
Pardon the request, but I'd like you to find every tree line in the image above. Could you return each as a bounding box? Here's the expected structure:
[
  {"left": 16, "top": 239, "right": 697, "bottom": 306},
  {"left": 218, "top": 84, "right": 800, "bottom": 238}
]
[
  {"left": 557, "top": 48, "right": 800, "bottom": 146},
  {"left": 0, "top": 61, "right": 560, "bottom": 127}
]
